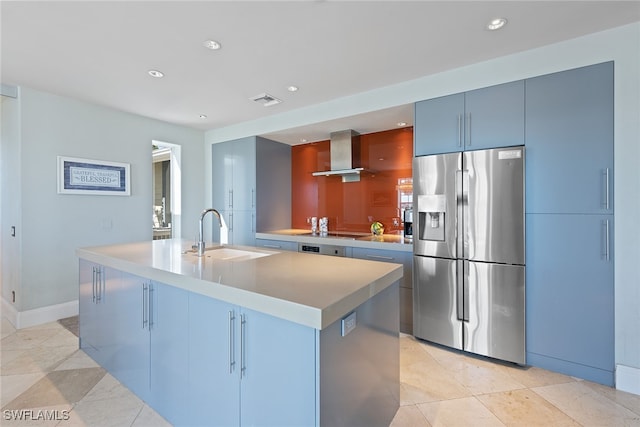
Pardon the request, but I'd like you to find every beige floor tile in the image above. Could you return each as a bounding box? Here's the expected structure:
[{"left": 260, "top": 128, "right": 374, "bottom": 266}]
[
  {"left": 401, "top": 357, "right": 471, "bottom": 404},
  {"left": 1, "top": 348, "right": 28, "bottom": 367},
  {"left": 447, "top": 362, "right": 527, "bottom": 395},
  {"left": 417, "top": 397, "right": 506, "bottom": 427},
  {"left": 0, "top": 404, "right": 72, "bottom": 427},
  {"left": 1, "top": 317, "right": 17, "bottom": 339},
  {"left": 130, "top": 404, "right": 172, "bottom": 427},
  {"left": 1, "top": 329, "right": 60, "bottom": 351},
  {"left": 54, "top": 350, "right": 99, "bottom": 371},
  {"left": 21, "top": 322, "right": 65, "bottom": 332},
  {"left": 582, "top": 380, "right": 640, "bottom": 416},
  {"left": 477, "top": 388, "right": 581, "bottom": 426},
  {"left": 533, "top": 381, "right": 640, "bottom": 426},
  {"left": 391, "top": 404, "right": 433, "bottom": 426},
  {"left": 496, "top": 364, "right": 577, "bottom": 388},
  {"left": 41, "top": 329, "right": 79, "bottom": 349},
  {"left": 82, "top": 373, "right": 140, "bottom": 402},
  {"left": 1, "top": 345, "right": 78, "bottom": 376},
  {"left": 1, "top": 372, "right": 47, "bottom": 407},
  {"left": 3, "top": 367, "right": 106, "bottom": 410},
  {"left": 63, "top": 396, "right": 143, "bottom": 427}
]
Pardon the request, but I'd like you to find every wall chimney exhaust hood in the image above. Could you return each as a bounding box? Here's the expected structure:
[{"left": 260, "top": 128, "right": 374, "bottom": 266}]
[{"left": 312, "top": 130, "right": 365, "bottom": 182}]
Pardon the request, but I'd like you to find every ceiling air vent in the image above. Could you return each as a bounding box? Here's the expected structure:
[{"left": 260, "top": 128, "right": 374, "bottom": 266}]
[{"left": 250, "top": 92, "right": 282, "bottom": 107}]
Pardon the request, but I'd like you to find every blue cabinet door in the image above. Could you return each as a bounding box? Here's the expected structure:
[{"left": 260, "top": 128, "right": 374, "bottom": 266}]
[
  {"left": 231, "top": 137, "right": 256, "bottom": 212},
  {"left": 212, "top": 141, "right": 234, "bottom": 210},
  {"left": 464, "top": 80, "right": 524, "bottom": 150},
  {"left": 240, "top": 307, "right": 317, "bottom": 427},
  {"left": 149, "top": 282, "right": 190, "bottom": 425},
  {"left": 415, "top": 93, "right": 464, "bottom": 156},
  {"left": 415, "top": 81, "right": 524, "bottom": 156},
  {"left": 525, "top": 62, "right": 613, "bottom": 214},
  {"left": 526, "top": 213, "right": 614, "bottom": 385},
  {"left": 187, "top": 293, "right": 240, "bottom": 427},
  {"left": 110, "top": 272, "right": 150, "bottom": 402},
  {"left": 79, "top": 261, "right": 118, "bottom": 369},
  {"left": 351, "top": 247, "right": 413, "bottom": 334}
]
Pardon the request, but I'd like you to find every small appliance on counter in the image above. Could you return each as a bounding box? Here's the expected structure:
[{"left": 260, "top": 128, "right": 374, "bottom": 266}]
[{"left": 403, "top": 209, "right": 413, "bottom": 239}]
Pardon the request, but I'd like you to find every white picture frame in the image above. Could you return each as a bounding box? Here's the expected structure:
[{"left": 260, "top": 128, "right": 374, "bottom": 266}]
[{"left": 57, "top": 156, "right": 131, "bottom": 196}]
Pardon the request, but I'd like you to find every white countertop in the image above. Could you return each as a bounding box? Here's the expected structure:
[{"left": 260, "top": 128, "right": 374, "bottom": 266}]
[
  {"left": 77, "top": 239, "right": 402, "bottom": 330},
  {"left": 256, "top": 229, "right": 414, "bottom": 252}
]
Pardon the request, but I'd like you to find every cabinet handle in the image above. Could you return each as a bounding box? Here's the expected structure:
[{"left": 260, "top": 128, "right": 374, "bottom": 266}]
[
  {"left": 251, "top": 188, "right": 255, "bottom": 209},
  {"left": 142, "top": 283, "right": 148, "bottom": 329},
  {"left": 602, "top": 220, "right": 611, "bottom": 262},
  {"left": 457, "top": 114, "right": 463, "bottom": 147},
  {"left": 240, "top": 313, "right": 247, "bottom": 378},
  {"left": 252, "top": 212, "right": 255, "bottom": 233},
  {"left": 365, "top": 254, "right": 395, "bottom": 261},
  {"left": 602, "top": 168, "right": 611, "bottom": 211},
  {"left": 149, "top": 283, "right": 155, "bottom": 330},
  {"left": 92, "top": 267, "right": 97, "bottom": 303},
  {"left": 466, "top": 113, "right": 472, "bottom": 146},
  {"left": 229, "top": 311, "right": 236, "bottom": 374},
  {"left": 229, "top": 212, "right": 233, "bottom": 232},
  {"left": 262, "top": 244, "right": 281, "bottom": 249},
  {"left": 228, "top": 189, "right": 233, "bottom": 209},
  {"left": 99, "top": 267, "right": 105, "bottom": 303}
]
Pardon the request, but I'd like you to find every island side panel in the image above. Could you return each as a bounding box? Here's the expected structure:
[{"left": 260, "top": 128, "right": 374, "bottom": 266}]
[{"left": 319, "top": 280, "right": 400, "bottom": 426}]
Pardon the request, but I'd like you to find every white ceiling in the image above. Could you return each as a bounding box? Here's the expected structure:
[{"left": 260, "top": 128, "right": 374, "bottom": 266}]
[{"left": 2, "top": 1, "right": 639, "bottom": 145}]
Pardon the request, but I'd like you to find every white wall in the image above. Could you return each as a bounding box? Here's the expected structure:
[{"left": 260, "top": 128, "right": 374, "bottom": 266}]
[
  {"left": 205, "top": 23, "right": 640, "bottom": 391},
  {"left": 1, "top": 87, "right": 205, "bottom": 324}
]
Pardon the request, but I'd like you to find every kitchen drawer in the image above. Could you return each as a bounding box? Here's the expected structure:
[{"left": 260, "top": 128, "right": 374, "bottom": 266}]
[{"left": 255, "top": 238, "right": 297, "bottom": 252}]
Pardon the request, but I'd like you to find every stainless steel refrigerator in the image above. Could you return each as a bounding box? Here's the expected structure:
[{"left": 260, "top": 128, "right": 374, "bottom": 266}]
[{"left": 413, "top": 146, "right": 525, "bottom": 364}]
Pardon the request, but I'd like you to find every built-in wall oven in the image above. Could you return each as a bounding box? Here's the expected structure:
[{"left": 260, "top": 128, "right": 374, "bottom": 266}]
[{"left": 298, "top": 243, "right": 346, "bottom": 257}]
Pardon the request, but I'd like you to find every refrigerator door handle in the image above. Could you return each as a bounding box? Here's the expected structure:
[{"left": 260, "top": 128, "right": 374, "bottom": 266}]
[
  {"left": 455, "top": 170, "right": 464, "bottom": 259},
  {"left": 463, "top": 260, "right": 470, "bottom": 322},
  {"left": 460, "top": 170, "right": 470, "bottom": 260},
  {"left": 456, "top": 260, "right": 465, "bottom": 321}
]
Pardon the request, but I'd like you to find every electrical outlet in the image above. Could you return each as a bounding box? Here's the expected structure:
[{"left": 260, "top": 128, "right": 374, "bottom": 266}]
[
  {"left": 11, "top": 226, "right": 15, "bottom": 237},
  {"left": 341, "top": 311, "right": 356, "bottom": 337}
]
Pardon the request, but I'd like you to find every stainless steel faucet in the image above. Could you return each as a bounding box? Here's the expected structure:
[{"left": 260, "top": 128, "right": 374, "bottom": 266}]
[{"left": 194, "top": 208, "right": 225, "bottom": 256}]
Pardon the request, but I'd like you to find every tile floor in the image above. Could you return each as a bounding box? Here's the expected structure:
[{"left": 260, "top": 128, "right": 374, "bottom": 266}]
[{"left": 2, "top": 316, "right": 639, "bottom": 427}]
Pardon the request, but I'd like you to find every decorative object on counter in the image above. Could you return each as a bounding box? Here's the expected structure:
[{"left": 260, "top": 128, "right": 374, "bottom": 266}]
[
  {"left": 371, "top": 221, "right": 385, "bottom": 236},
  {"left": 319, "top": 217, "right": 329, "bottom": 235},
  {"left": 311, "top": 217, "right": 318, "bottom": 234},
  {"left": 57, "top": 156, "right": 130, "bottom": 196}
]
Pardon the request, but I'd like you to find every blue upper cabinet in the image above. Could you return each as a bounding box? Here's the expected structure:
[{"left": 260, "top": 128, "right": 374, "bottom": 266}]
[
  {"left": 525, "top": 62, "right": 614, "bottom": 214},
  {"left": 415, "top": 93, "right": 464, "bottom": 155},
  {"left": 212, "top": 136, "right": 291, "bottom": 245},
  {"left": 414, "top": 80, "right": 524, "bottom": 156}
]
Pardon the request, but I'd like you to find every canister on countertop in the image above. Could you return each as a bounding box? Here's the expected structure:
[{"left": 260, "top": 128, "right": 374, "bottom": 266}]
[
  {"left": 319, "top": 217, "right": 328, "bottom": 235},
  {"left": 311, "top": 217, "right": 318, "bottom": 234}
]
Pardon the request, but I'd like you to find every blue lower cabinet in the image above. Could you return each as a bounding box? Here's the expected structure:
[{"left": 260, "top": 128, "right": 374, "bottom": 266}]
[
  {"left": 110, "top": 272, "right": 150, "bottom": 402},
  {"left": 149, "top": 283, "right": 190, "bottom": 425},
  {"left": 187, "top": 294, "right": 240, "bottom": 427},
  {"left": 79, "top": 260, "right": 119, "bottom": 370},
  {"left": 187, "top": 294, "right": 317, "bottom": 427},
  {"left": 526, "top": 213, "right": 614, "bottom": 385},
  {"left": 239, "top": 307, "right": 317, "bottom": 427}
]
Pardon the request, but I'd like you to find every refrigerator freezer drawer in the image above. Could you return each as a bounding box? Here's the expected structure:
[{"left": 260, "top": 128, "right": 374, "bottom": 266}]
[
  {"left": 463, "top": 261, "right": 525, "bottom": 364},
  {"left": 413, "top": 256, "right": 462, "bottom": 350}
]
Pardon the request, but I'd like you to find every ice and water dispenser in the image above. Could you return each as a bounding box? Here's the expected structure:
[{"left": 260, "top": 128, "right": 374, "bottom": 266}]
[{"left": 417, "top": 195, "right": 446, "bottom": 241}]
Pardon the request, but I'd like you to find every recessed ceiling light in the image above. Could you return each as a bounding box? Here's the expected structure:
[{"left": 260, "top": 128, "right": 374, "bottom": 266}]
[
  {"left": 397, "top": 121, "right": 407, "bottom": 127},
  {"left": 203, "top": 40, "right": 221, "bottom": 50},
  {"left": 148, "top": 69, "right": 164, "bottom": 78},
  {"left": 486, "top": 18, "right": 507, "bottom": 31},
  {"left": 287, "top": 86, "right": 299, "bottom": 92},
  {"left": 199, "top": 114, "right": 207, "bottom": 119}
]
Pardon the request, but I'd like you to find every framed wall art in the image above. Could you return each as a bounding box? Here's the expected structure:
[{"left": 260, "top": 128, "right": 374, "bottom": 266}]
[{"left": 57, "top": 156, "right": 130, "bottom": 196}]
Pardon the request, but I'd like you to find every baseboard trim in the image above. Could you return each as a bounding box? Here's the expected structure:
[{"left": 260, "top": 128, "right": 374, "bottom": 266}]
[
  {"left": 616, "top": 364, "right": 640, "bottom": 396},
  {"left": 1, "top": 298, "right": 78, "bottom": 329}
]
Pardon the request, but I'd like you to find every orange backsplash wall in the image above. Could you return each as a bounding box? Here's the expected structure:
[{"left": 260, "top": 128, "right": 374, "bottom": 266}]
[{"left": 292, "top": 127, "right": 413, "bottom": 233}]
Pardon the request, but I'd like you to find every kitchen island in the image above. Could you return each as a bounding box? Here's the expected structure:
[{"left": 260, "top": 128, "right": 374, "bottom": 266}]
[{"left": 77, "top": 238, "right": 402, "bottom": 427}]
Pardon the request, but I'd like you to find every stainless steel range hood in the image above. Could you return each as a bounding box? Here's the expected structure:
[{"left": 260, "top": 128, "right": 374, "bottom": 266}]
[{"left": 312, "top": 129, "right": 364, "bottom": 182}]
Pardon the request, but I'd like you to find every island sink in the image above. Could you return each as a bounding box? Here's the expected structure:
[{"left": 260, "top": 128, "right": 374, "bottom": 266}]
[{"left": 183, "top": 246, "right": 272, "bottom": 261}]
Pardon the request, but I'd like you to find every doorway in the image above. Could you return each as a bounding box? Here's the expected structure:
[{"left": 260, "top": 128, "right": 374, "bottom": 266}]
[{"left": 152, "top": 140, "right": 182, "bottom": 239}]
